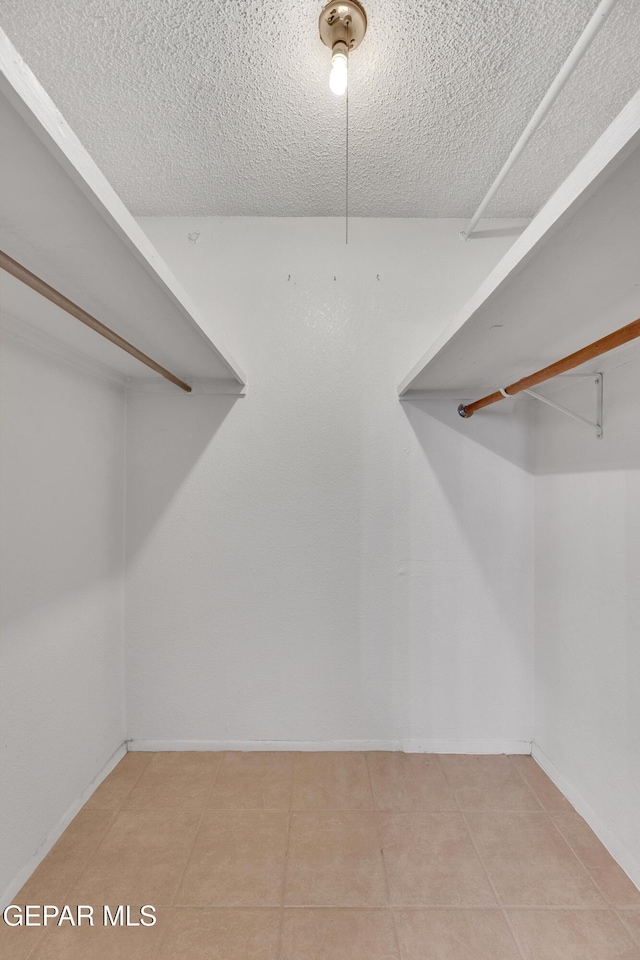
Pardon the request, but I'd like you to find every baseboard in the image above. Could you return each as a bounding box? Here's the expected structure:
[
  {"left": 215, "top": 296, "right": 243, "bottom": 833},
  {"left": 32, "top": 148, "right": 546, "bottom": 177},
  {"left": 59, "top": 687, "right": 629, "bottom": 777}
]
[
  {"left": 0, "top": 740, "right": 127, "bottom": 911},
  {"left": 532, "top": 743, "right": 640, "bottom": 892},
  {"left": 127, "top": 737, "right": 532, "bottom": 754},
  {"left": 403, "top": 739, "right": 531, "bottom": 754},
  {"left": 127, "top": 738, "right": 403, "bottom": 752}
]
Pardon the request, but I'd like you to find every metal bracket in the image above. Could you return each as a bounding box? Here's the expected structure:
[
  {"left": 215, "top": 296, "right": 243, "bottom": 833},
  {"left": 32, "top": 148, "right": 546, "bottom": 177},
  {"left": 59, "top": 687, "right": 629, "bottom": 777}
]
[{"left": 524, "top": 373, "right": 603, "bottom": 438}]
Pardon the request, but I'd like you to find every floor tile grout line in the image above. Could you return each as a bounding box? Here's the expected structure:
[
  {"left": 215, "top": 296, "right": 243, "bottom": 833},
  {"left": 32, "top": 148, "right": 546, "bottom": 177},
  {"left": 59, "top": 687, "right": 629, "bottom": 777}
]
[
  {"left": 96, "top": 749, "right": 153, "bottom": 813},
  {"left": 21, "top": 923, "right": 46, "bottom": 960},
  {"left": 19, "top": 752, "right": 154, "bottom": 960},
  {"left": 436, "top": 755, "right": 528, "bottom": 960},
  {"left": 460, "top": 808, "right": 529, "bottom": 960},
  {"left": 74, "top": 749, "right": 153, "bottom": 867},
  {"left": 455, "top": 756, "right": 636, "bottom": 950},
  {"left": 506, "top": 754, "right": 547, "bottom": 813},
  {"left": 169, "top": 751, "right": 227, "bottom": 909},
  {"left": 616, "top": 908, "right": 640, "bottom": 949},
  {"left": 464, "top": 756, "right": 633, "bottom": 947},
  {"left": 508, "top": 755, "right": 620, "bottom": 909},
  {"left": 55, "top": 754, "right": 150, "bottom": 895},
  {"left": 507, "top": 755, "right": 591, "bottom": 881},
  {"left": 43, "top": 812, "right": 119, "bottom": 903},
  {"left": 283, "top": 806, "right": 406, "bottom": 812},
  {"left": 88, "top": 751, "right": 152, "bottom": 826},
  {"left": 549, "top": 822, "right": 640, "bottom": 915},
  {"left": 180, "top": 806, "right": 554, "bottom": 812},
  {"left": 508, "top": 747, "right": 627, "bottom": 889},
  {"left": 204, "top": 806, "right": 294, "bottom": 811},
  {"left": 154, "top": 901, "right": 623, "bottom": 910},
  {"left": 364, "top": 752, "right": 403, "bottom": 959},
  {"left": 538, "top": 803, "right": 640, "bottom": 911},
  {"left": 534, "top": 797, "right": 616, "bottom": 909},
  {"left": 361, "top": 750, "right": 376, "bottom": 809},
  {"left": 438, "top": 753, "right": 544, "bottom": 813},
  {"left": 288, "top": 751, "right": 376, "bottom": 814},
  {"left": 455, "top": 807, "right": 564, "bottom": 814},
  {"left": 274, "top": 753, "right": 294, "bottom": 959}
]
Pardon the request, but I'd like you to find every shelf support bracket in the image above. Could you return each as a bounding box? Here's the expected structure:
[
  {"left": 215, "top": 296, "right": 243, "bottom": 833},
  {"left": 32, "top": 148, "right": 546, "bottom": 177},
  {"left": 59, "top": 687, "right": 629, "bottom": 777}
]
[{"left": 523, "top": 373, "right": 603, "bottom": 438}]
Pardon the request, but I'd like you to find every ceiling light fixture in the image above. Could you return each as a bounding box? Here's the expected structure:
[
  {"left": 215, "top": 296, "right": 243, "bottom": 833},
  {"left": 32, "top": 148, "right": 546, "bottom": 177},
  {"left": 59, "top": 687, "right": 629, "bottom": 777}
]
[{"left": 319, "top": 1, "right": 367, "bottom": 97}]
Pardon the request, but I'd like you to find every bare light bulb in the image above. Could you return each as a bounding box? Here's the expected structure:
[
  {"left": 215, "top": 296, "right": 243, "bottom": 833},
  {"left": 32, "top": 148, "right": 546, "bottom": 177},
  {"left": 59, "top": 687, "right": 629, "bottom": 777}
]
[{"left": 329, "top": 50, "right": 348, "bottom": 96}]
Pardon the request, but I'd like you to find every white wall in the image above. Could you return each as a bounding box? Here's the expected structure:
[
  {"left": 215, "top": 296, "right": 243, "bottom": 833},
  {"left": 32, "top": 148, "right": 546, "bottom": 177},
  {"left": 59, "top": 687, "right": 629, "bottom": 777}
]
[
  {"left": 533, "top": 348, "right": 640, "bottom": 886},
  {"left": 0, "top": 333, "right": 126, "bottom": 905},
  {"left": 128, "top": 217, "right": 533, "bottom": 751}
]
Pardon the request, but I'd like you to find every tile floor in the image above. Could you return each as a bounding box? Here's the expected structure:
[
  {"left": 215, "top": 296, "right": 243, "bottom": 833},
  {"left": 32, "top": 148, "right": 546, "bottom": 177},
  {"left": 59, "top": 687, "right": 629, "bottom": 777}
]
[{"left": 3, "top": 752, "right": 640, "bottom": 958}]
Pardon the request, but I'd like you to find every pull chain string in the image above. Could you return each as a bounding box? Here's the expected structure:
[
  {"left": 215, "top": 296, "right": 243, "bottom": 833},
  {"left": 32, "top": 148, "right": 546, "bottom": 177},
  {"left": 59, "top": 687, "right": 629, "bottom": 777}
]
[
  {"left": 346, "top": 79, "right": 349, "bottom": 245},
  {"left": 345, "top": 20, "right": 350, "bottom": 245}
]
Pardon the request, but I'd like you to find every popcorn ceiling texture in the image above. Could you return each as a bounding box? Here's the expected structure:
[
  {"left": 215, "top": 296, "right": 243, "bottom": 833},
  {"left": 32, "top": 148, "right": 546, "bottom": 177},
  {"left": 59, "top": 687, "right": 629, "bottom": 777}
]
[{"left": 3, "top": 0, "right": 640, "bottom": 217}]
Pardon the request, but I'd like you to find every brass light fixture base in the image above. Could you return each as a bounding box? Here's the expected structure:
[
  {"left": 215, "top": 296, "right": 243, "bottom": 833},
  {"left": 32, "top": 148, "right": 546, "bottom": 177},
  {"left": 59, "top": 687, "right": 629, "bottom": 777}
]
[{"left": 319, "top": 0, "right": 367, "bottom": 53}]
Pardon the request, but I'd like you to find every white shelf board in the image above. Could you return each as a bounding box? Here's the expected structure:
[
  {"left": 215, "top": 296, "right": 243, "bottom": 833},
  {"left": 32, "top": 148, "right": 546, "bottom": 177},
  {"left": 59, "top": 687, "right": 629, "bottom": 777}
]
[
  {"left": 0, "top": 29, "right": 246, "bottom": 391},
  {"left": 399, "top": 88, "right": 640, "bottom": 397}
]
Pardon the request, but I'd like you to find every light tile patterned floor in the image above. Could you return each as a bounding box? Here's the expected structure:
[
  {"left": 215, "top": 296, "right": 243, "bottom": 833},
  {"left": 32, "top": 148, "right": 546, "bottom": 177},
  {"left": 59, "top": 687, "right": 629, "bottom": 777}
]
[{"left": 2, "top": 752, "right": 640, "bottom": 959}]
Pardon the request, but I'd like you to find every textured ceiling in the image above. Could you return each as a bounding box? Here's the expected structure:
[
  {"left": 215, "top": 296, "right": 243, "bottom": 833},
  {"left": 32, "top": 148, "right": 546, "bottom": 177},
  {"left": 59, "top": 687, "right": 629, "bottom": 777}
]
[{"left": 2, "top": 0, "right": 640, "bottom": 217}]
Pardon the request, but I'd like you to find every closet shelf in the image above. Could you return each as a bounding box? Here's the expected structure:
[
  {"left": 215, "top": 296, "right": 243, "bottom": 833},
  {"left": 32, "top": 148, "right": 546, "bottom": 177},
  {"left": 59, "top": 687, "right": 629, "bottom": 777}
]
[
  {"left": 0, "top": 30, "right": 246, "bottom": 393},
  {"left": 398, "top": 89, "right": 640, "bottom": 399}
]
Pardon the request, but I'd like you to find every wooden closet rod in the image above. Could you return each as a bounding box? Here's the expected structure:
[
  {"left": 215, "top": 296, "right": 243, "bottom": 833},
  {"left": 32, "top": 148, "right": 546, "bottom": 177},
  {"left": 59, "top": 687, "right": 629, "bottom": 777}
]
[
  {"left": 0, "top": 250, "right": 192, "bottom": 393},
  {"left": 458, "top": 316, "right": 640, "bottom": 418}
]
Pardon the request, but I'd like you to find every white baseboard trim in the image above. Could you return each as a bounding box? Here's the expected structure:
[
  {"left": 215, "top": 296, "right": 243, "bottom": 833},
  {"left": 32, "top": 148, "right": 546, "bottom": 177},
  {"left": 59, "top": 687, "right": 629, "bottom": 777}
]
[
  {"left": 128, "top": 739, "right": 403, "bottom": 752},
  {"left": 127, "top": 738, "right": 532, "bottom": 755},
  {"left": 532, "top": 743, "right": 640, "bottom": 892},
  {"left": 0, "top": 741, "right": 127, "bottom": 911},
  {"left": 403, "top": 739, "right": 531, "bottom": 754}
]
